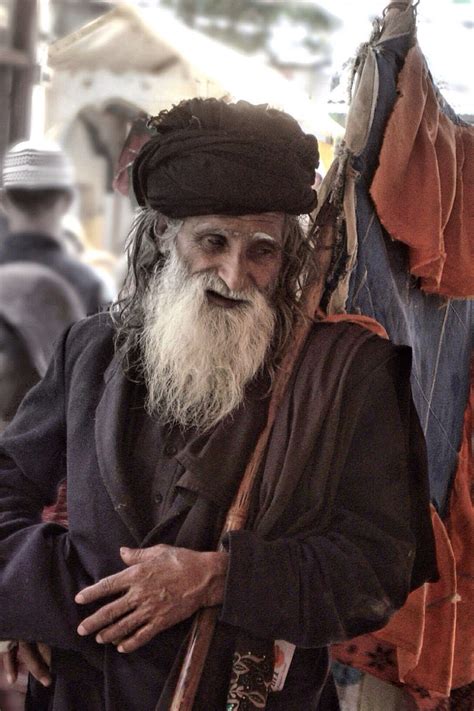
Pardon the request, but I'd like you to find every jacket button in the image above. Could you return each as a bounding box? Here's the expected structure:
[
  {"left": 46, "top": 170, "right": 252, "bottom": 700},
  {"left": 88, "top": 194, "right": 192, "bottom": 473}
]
[{"left": 164, "top": 443, "right": 177, "bottom": 457}]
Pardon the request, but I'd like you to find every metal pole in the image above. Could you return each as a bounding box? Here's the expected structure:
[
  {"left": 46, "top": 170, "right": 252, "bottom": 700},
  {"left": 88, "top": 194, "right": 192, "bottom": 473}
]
[{"left": 9, "top": 0, "right": 37, "bottom": 144}]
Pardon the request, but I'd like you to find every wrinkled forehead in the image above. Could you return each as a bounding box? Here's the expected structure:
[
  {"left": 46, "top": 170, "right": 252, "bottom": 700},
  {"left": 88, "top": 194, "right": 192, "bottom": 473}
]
[{"left": 181, "top": 212, "right": 286, "bottom": 242}]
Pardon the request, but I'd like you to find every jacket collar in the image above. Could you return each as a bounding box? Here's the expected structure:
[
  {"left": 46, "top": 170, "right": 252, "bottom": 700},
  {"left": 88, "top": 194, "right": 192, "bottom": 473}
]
[
  {"left": 95, "top": 356, "right": 143, "bottom": 543},
  {"left": 3, "top": 231, "right": 63, "bottom": 251},
  {"left": 95, "top": 355, "right": 271, "bottom": 542},
  {"left": 174, "top": 374, "right": 271, "bottom": 511}
]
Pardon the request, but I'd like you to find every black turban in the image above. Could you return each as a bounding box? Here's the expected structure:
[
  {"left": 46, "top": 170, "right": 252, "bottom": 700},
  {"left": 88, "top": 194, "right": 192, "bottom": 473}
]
[{"left": 132, "top": 98, "right": 319, "bottom": 218}]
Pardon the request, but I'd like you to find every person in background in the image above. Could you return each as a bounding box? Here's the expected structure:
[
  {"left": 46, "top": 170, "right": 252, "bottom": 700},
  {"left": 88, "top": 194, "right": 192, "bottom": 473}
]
[
  {"left": 0, "top": 140, "right": 109, "bottom": 314},
  {"left": 62, "top": 213, "right": 119, "bottom": 304},
  {"left": 0, "top": 261, "right": 84, "bottom": 709},
  {"left": 0, "top": 261, "right": 85, "bottom": 433},
  {"left": 0, "top": 99, "right": 437, "bottom": 710},
  {"left": 0, "top": 213, "right": 7, "bottom": 243}
]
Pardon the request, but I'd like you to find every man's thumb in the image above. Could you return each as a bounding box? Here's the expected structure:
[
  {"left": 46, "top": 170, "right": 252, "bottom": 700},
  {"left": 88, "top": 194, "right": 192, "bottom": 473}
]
[{"left": 120, "top": 546, "right": 142, "bottom": 562}]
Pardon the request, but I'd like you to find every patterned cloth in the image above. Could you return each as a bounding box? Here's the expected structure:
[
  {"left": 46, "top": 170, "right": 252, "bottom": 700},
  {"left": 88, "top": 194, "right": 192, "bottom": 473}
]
[{"left": 226, "top": 644, "right": 273, "bottom": 710}]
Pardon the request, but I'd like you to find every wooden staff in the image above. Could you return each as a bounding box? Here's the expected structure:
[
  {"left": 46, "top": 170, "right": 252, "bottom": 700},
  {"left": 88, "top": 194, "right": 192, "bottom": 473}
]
[{"left": 169, "top": 221, "right": 335, "bottom": 711}]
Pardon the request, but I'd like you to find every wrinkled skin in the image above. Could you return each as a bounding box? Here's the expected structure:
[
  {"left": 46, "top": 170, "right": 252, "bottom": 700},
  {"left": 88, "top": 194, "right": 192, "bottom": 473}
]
[
  {"left": 174, "top": 213, "right": 284, "bottom": 298},
  {"left": 76, "top": 544, "right": 228, "bottom": 653},
  {"left": 2, "top": 530, "right": 228, "bottom": 686},
  {"left": 3, "top": 642, "right": 51, "bottom": 688}
]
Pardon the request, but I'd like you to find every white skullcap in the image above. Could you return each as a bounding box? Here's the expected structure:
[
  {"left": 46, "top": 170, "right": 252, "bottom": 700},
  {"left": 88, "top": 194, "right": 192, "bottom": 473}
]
[{"left": 1, "top": 139, "right": 75, "bottom": 190}]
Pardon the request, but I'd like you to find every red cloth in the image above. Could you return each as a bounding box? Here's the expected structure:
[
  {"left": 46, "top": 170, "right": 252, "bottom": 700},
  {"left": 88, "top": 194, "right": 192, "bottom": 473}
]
[
  {"left": 320, "top": 312, "right": 389, "bottom": 339},
  {"left": 42, "top": 481, "right": 68, "bottom": 527},
  {"left": 446, "top": 359, "right": 474, "bottom": 689},
  {"left": 113, "top": 117, "right": 150, "bottom": 198},
  {"left": 331, "top": 358, "right": 474, "bottom": 709},
  {"left": 370, "top": 45, "right": 474, "bottom": 298}
]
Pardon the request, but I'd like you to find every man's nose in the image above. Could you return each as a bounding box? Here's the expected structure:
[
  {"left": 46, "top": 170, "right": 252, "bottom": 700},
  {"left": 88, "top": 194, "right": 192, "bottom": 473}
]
[{"left": 217, "top": 254, "right": 250, "bottom": 293}]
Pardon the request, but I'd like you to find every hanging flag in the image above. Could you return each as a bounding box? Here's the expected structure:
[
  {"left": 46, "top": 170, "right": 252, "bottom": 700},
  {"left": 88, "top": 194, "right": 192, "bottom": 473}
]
[{"left": 315, "top": 3, "right": 473, "bottom": 709}]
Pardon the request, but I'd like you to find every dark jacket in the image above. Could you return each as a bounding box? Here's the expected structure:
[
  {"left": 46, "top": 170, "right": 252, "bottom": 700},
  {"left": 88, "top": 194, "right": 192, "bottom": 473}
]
[
  {"left": 0, "top": 315, "right": 437, "bottom": 710},
  {"left": 0, "top": 232, "right": 105, "bottom": 315},
  {"left": 0, "top": 261, "right": 85, "bottom": 377}
]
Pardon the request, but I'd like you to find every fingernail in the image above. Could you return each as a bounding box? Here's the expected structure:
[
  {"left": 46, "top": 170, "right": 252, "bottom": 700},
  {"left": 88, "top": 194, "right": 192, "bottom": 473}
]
[
  {"left": 117, "top": 644, "right": 124, "bottom": 653},
  {"left": 96, "top": 635, "right": 103, "bottom": 644},
  {"left": 40, "top": 677, "right": 51, "bottom": 687},
  {"left": 6, "top": 673, "right": 13, "bottom": 685},
  {"left": 75, "top": 593, "right": 84, "bottom": 603},
  {"left": 77, "top": 624, "right": 87, "bottom": 636}
]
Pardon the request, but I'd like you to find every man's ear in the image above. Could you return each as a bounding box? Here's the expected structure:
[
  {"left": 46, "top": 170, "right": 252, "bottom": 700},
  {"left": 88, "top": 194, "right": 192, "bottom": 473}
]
[{"left": 154, "top": 214, "right": 167, "bottom": 238}]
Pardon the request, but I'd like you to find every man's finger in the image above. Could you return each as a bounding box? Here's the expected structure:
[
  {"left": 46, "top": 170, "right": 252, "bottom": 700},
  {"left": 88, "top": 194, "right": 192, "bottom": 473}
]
[
  {"left": 120, "top": 546, "right": 142, "bottom": 563},
  {"left": 37, "top": 642, "right": 52, "bottom": 668},
  {"left": 94, "top": 608, "right": 145, "bottom": 645},
  {"left": 75, "top": 569, "right": 131, "bottom": 604},
  {"left": 19, "top": 642, "right": 52, "bottom": 687},
  {"left": 3, "top": 646, "right": 18, "bottom": 685},
  {"left": 120, "top": 545, "right": 163, "bottom": 564},
  {"left": 77, "top": 594, "right": 132, "bottom": 637},
  {"left": 116, "top": 622, "right": 157, "bottom": 654}
]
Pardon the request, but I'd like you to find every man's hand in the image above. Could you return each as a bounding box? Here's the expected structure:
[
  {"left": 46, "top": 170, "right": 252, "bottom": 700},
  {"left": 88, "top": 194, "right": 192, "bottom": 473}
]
[
  {"left": 75, "top": 544, "right": 228, "bottom": 653},
  {"left": 3, "top": 641, "right": 51, "bottom": 687}
]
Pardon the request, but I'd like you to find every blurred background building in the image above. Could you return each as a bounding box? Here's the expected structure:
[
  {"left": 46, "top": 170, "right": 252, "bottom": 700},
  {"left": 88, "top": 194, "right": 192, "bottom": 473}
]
[
  {"left": 0, "top": 0, "right": 472, "bottom": 257},
  {"left": 0, "top": 1, "right": 37, "bottom": 159}
]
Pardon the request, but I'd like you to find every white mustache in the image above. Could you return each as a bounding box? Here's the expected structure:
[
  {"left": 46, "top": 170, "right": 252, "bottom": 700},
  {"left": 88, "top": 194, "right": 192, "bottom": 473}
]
[{"left": 195, "top": 271, "right": 259, "bottom": 303}]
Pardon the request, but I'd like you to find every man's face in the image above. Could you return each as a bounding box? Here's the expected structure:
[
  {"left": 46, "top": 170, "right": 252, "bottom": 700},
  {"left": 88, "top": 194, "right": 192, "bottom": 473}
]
[
  {"left": 174, "top": 213, "right": 285, "bottom": 305},
  {"left": 139, "top": 213, "right": 285, "bottom": 430}
]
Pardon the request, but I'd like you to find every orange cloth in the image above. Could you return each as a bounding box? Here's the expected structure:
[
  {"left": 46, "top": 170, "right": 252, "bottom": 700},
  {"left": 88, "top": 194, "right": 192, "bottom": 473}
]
[
  {"left": 446, "top": 359, "right": 474, "bottom": 689},
  {"left": 331, "top": 359, "right": 474, "bottom": 707},
  {"left": 370, "top": 45, "right": 474, "bottom": 298},
  {"left": 42, "top": 480, "right": 68, "bottom": 527},
  {"left": 375, "top": 507, "right": 457, "bottom": 696},
  {"left": 320, "top": 312, "right": 389, "bottom": 339}
]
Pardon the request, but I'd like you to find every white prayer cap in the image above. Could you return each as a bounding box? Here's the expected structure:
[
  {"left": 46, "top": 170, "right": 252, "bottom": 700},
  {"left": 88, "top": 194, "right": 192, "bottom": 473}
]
[{"left": 1, "top": 139, "right": 75, "bottom": 190}]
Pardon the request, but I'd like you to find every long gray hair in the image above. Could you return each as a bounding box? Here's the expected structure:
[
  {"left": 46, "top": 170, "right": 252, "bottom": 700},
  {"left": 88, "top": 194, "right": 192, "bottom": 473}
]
[{"left": 111, "top": 208, "right": 320, "bottom": 375}]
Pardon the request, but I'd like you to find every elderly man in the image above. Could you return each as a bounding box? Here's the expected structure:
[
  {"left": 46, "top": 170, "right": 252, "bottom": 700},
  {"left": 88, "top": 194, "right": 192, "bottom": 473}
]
[{"left": 0, "top": 99, "right": 436, "bottom": 710}]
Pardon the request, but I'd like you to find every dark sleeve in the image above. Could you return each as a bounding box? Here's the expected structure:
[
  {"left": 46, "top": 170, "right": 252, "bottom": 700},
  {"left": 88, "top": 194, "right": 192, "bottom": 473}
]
[
  {"left": 0, "top": 328, "right": 96, "bottom": 652},
  {"left": 221, "top": 354, "right": 420, "bottom": 648}
]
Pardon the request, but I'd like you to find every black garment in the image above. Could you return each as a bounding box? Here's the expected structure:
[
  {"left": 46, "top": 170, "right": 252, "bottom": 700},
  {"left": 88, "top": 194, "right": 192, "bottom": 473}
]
[
  {"left": 0, "top": 314, "right": 437, "bottom": 710},
  {"left": 0, "top": 232, "right": 105, "bottom": 315},
  {"left": 126, "top": 384, "right": 193, "bottom": 538},
  {"left": 132, "top": 98, "right": 319, "bottom": 217}
]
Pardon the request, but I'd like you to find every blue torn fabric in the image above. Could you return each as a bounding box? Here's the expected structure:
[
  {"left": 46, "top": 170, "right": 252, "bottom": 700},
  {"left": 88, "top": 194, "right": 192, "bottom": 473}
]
[{"left": 344, "top": 33, "right": 473, "bottom": 515}]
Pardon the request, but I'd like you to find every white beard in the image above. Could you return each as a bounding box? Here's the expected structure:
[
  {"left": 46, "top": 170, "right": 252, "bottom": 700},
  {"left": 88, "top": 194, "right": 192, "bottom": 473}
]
[{"left": 140, "top": 246, "right": 276, "bottom": 431}]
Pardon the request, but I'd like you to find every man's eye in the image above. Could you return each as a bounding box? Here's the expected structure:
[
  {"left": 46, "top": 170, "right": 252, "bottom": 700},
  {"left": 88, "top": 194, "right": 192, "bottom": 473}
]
[
  {"left": 250, "top": 244, "right": 278, "bottom": 258},
  {"left": 201, "top": 234, "right": 226, "bottom": 249}
]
